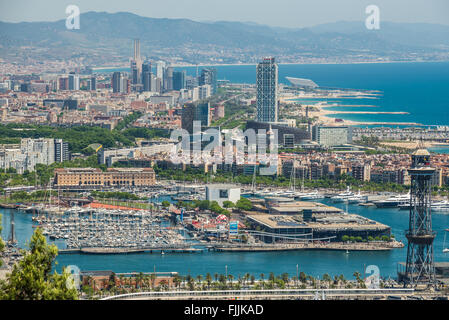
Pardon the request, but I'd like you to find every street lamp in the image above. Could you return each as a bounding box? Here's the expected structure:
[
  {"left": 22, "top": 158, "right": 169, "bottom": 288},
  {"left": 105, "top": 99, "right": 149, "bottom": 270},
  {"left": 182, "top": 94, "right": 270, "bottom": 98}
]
[{"left": 225, "top": 265, "right": 228, "bottom": 280}]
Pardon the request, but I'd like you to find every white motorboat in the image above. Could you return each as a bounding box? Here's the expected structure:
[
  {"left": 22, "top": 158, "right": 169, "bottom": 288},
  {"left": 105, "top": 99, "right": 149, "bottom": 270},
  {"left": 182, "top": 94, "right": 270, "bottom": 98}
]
[
  {"left": 331, "top": 186, "right": 353, "bottom": 203},
  {"left": 374, "top": 192, "right": 410, "bottom": 208},
  {"left": 298, "top": 190, "right": 325, "bottom": 200}
]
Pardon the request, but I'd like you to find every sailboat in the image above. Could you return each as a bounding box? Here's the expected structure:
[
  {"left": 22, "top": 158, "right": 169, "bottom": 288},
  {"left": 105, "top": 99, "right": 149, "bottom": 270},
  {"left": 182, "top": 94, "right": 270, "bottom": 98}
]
[{"left": 443, "top": 229, "right": 449, "bottom": 253}]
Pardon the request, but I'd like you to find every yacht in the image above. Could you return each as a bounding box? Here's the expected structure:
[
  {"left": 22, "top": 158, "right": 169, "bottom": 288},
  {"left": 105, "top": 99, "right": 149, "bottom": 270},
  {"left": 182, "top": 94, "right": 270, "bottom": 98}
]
[
  {"left": 373, "top": 192, "right": 410, "bottom": 208},
  {"left": 431, "top": 200, "right": 449, "bottom": 212},
  {"left": 345, "top": 190, "right": 367, "bottom": 204},
  {"left": 330, "top": 187, "right": 354, "bottom": 203},
  {"left": 298, "top": 190, "right": 325, "bottom": 200}
]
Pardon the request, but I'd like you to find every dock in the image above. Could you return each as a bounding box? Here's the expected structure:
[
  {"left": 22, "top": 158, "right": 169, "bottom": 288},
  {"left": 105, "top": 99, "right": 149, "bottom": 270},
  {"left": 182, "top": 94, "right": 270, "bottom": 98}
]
[{"left": 58, "top": 247, "right": 204, "bottom": 255}]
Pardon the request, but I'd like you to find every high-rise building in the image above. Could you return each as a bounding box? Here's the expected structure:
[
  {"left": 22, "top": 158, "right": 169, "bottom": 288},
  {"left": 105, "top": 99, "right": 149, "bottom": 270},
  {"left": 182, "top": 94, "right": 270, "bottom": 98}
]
[
  {"left": 199, "top": 68, "right": 217, "bottom": 94},
  {"left": 173, "top": 71, "right": 186, "bottom": 90},
  {"left": 68, "top": 72, "right": 80, "bottom": 91},
  {"left": 181, "top": 102, "right": 211, "bottom": 133},
  {"left": 130, "top": 39, "right": 142, "bottom": 91},
  {"left": 141, "top": 62, "right": 152, "bottom": 92},
  {"left": 58, "top": 77, "right": 69, "bottom": 91},
  {"left": 198, "top": 84, "right": 211, "bottom": 100},
  {"left": 256, "top": 57, "right": 278, "bottom": 123},
  {"left": 112, "top": 72, "right": 123, "bottom": 93},
  {"left": 90, "top": 77, "right": 96, "bottom": 90},
  {"left": 164, "top": 67, "right": 174, "bottom": 91},
  {"left": 156, "top": 61, "right": 166, "bottom": 83},
  {"left": 54, "top": 139, "right": 70, "bottom": 162}
]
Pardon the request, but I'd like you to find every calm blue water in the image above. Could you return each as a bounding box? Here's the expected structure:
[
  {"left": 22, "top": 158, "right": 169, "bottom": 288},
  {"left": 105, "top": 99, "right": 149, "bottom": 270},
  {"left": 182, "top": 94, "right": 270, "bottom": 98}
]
[
  {"left": 429, "top": 146, "right": 449, "bottom": 154},
  {"left": 2, "top": 202, "right": 449, "bottom": 280},
  {"left": 98, "top": 62, "right": 449, "bottom": 126}
]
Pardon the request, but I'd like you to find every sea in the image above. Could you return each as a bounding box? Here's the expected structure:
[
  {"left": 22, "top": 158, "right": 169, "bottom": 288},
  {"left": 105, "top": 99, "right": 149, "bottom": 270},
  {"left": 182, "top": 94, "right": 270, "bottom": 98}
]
[
  {"left": 96, "top": 61, "right": 449, "bottom": 127},
  {"left": 2, "top": 62, "right": 449, "bottom": 280}
]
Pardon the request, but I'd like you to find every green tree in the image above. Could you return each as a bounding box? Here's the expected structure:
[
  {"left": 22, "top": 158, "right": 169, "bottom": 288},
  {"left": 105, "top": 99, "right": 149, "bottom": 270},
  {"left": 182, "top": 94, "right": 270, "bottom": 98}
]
[
  {"left": 235, "top": 198, "right": 252, "bottom": 211},
  {"left": 0, "top": 228, "right": 78, "bottom": 300},
  {"left": 222, "top": 201, "right": 234, "bottom": 209},
  {"left": 161, "top": 200, "right": 170, "bottom": 208}
]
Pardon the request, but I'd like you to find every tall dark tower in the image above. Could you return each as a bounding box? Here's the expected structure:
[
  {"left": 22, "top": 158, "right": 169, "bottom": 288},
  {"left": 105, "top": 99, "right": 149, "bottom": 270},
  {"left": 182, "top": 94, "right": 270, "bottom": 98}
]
[{"left": 403, "top": 147, "right": 436, "bottom": 286}]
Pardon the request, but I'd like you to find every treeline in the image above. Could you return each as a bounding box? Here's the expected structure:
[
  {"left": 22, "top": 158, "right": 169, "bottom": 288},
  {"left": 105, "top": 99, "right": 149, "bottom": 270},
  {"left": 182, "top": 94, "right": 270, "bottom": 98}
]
[
  {"left": 155, "top": 167, "right": 411, "bottom": 193},
  {"left": 90, "top": 191, "right": 143, "bottom": 201}
]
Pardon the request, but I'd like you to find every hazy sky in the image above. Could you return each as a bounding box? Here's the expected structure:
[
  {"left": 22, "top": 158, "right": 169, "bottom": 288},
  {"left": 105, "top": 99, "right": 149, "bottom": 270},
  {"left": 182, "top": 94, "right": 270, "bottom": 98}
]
[{"left": 1, "top": 0, "right": 448, "bottom": 27}]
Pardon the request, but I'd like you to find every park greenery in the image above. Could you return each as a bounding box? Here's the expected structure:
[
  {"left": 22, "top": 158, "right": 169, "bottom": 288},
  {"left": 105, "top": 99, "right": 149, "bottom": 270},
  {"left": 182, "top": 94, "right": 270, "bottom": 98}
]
[
  {"left": 0, "top": 113, "right": 169, "bottom": 154},
  {"left": 341, "top": 235, "right": 393, "bottom": 243},
  {"left": 80, "top": 269, "right": 380, "bottom": 299},
  {"left": 154, "top": 166, "right": 412, "bottom": 193},
  {"left": 0, "top": 228, "right": 79, "bottom": 300}
]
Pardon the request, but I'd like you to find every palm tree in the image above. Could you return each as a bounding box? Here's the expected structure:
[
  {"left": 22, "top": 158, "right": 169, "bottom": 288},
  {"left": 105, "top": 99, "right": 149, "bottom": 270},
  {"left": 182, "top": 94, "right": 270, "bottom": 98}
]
[
  {"left": 353, "top": 271, "right": 362, "bottom": 288},
  {"left": 228, "top": 274, "right": 234, "bottom": 289},
  {"left": 244, "top": 273, "right": 250, "bottom": 286},
  {"left": 206, "top": 273, "right": 212, "bottom": 289},
  {"left": 260, "top": 273, "right": 265, "bottom": 289},
  {"left": 269, "top": 272, "right": 275, "bottom": 286},
  {"left": 150, "top": 273, "right": 157, "bottom": 290},
  {"left": 196, "top": 274, "right": 203, "bottom": 289},
  {"left": 281, "top": 273, "right": 289, "bottom": 287}
]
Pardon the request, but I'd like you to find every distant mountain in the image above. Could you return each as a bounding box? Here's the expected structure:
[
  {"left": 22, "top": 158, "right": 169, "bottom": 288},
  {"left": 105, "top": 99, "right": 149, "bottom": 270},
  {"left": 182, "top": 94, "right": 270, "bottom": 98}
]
[{"left": 0, "top": 11, "right": 448, "bottom": 66}]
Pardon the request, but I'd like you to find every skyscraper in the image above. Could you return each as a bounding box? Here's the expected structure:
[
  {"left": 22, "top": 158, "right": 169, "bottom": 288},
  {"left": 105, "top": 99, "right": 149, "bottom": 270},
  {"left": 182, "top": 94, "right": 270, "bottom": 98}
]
[
  {"left": 173, "top": 71, "right": 186, "bottom": 90},
  {"left": 68, "top": 72, "right": 80, "bottom": 91},
  {"left": 54, "top": 139, "right": 70, "bottom": 162},
  {"left": 164, "top": 67, "right": 174, "bottom": 91},
  {"left": 141, "top": 61, "right": 152, "bottom": 92},
  {"left": 90, "top": 77, "right": 96, "bottom": 91},
  {"left": 256, "top": 57, "right": 278, "bottom": 123},
  {"left": 130, "top": 39, "right": 142, "bottom": 91},
  {"left": 156, "top": 61, "right": 166, "bottom": 83},
  {"left": 112, "top": 72, "right": 123, "bottom": 93},
  {"left": 199, "top": 68, "right": 217, "bottom": 94}
]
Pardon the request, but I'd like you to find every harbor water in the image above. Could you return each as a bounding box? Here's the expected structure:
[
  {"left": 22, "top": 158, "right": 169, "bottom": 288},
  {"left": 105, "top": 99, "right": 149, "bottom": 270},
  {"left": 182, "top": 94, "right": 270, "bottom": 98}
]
[{"left": 2, "top": 199, "right": 449, "bottom": 280}]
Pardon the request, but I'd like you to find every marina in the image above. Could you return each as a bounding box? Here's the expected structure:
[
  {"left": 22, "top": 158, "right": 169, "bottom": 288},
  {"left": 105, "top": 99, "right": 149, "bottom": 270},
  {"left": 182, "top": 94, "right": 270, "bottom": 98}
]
[{"left": 2, "top": 188, "right": 449, "bottom": 280}]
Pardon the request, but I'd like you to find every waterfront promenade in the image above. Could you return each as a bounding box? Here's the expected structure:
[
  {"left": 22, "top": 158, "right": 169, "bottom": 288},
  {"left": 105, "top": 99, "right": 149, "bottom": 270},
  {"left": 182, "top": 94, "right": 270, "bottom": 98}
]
[{"left": 100, "top": 288, "right": 422, "bottom": 300}]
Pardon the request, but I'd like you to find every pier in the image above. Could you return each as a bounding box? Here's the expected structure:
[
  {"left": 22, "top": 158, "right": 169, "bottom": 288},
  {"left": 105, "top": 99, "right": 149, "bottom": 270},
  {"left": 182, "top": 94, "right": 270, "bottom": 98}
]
[{"left": 59, "top": 246, "right": 204, "bottom": 254}]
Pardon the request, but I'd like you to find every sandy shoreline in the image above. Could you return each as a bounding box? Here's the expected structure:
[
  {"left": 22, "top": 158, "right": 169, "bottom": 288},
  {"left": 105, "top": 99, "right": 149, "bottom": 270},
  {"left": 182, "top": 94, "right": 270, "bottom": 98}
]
[{"left": 281, "top": 95, "right": 422, "bottom": 127}]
